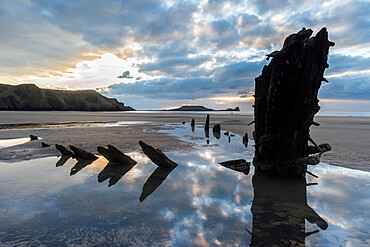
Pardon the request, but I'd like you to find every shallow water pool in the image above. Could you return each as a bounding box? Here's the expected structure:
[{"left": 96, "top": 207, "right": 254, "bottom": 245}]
[{"left": 0, "top": 123, "right": 368, "bottom": 246}]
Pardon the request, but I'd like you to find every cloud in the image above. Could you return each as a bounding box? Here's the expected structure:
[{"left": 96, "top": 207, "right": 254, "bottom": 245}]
[
  {"left": 0, "top": 0, "right": 369, "bottom": 110},
  {"left": 108, "top": 59, "right": 265, "bottom": 100},
  {"left": 320, "top": 74, "right": 370, "bottom": 100},
  {"left": 117, "top": 71, "right": 134, "bottom": 79}
]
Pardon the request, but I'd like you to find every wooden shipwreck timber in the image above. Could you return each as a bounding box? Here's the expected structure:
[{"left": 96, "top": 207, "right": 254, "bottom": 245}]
[{"left": 253, "top": 27, "right": 334, "bottom": 177}]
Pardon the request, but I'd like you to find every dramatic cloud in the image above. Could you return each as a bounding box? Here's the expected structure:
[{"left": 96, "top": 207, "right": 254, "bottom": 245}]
[{"left": 0, "top": 0, "right": 369, "bottom": 110}]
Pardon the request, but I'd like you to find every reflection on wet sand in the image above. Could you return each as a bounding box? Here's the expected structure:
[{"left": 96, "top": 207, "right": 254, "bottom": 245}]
[
  {"left": 98, "top": 162, "right": 136, "bottom": 187},
  {"left": 56, "top": 155, "right": 71, "bottom": 167},
  {"left": 70, "top": 158, "right": 95, "bottom": 175},
  {"left": 205, "top": 129, "right": 209, "bottom": 144},
  {"left": 140, "top": 165, "right": 177, "bottom": 202},
  {"left": 251, "top": 173, "right": 328, "bottom": 247}
]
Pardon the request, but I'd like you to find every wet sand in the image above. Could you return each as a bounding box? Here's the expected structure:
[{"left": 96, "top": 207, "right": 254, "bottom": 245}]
[{"left": 0, "top": 111, "right": 369, "bottom": 171}]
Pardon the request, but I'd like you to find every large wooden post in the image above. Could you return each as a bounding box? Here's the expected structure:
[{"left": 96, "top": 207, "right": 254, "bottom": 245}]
[{"left": 253, "top": 28, "right": 334, "bottom": 177}]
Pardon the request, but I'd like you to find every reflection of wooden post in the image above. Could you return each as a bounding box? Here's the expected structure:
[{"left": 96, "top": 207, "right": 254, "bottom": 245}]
[
  {"left": 250, "top": 173, "right": 327, "bottom": 246},
  {"left": 253, "top": 28, "right": 334, "bottom": 177}
]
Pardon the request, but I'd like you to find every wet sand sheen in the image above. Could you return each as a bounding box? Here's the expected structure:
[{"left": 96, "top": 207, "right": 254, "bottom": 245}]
[{"left": 0, "top": 111, "right": 369, "bottom": 171}]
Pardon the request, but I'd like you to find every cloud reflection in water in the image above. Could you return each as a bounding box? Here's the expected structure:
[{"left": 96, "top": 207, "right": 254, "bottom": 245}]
[{"left": 0, "top": 123, "right": 368, "bottom": 246}]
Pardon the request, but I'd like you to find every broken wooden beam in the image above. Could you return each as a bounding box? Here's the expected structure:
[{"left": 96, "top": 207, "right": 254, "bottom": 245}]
[
  {"left": 139, "top": 141, "right": 178, "bottom": 168},
  {"left": 308, "top": 143, "right": 331, "bottom": 154},
  {"left": 70, "top": 145, "right": 98, "bottom": 160},
  {"left": 55, "top": 144, "right": 73, "bottom": 156},
  {"left": 97, "top": 145, "right": 136, "bottom": 166}
]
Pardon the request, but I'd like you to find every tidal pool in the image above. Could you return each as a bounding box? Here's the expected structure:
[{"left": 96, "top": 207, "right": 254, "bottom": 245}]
[
  {"left": 0, "top": 123, "right": 368, "bottom": 246},
  {"left": 0, "top": 137, "right": 31, "bottom": 149}
]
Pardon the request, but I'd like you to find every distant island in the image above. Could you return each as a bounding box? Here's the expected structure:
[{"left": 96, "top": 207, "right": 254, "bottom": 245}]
[
  {"left": 166, "top": 105, "right": 240, "bottom": 111},
  {"left": 0, "top": 83, "right": 134, "bottom": 111}
]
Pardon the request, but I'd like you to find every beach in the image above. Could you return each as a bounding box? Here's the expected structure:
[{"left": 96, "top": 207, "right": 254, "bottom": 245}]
[{"left": 0, "top": 111, "right": 369, "bottom": 172}]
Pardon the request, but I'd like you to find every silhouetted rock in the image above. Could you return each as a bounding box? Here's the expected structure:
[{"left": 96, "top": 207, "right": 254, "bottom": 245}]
[
  {"left": 55, "top": 144, "right": 73, "bottom": 156},
  {"left": 139, "top": 141, "right": 178, "bottom": 168},
  {"left": 30, "top": 135, "right": 38, "bottom": 140},
  {"left": 0, "top": 83, "right": 134, "bottom": 111},
  {"left": 224, "top": 131, "right": 229, "bottom": 136},
  {"left": 253, "top": 27, "right": 334, "bottom": 177},
  {"left": 41, "top": 142, "right": 50, "bottom": 148},
  {"left": 212, "top": 124, "right": 221, "bottom": 132},
  {"left": 219, "top": 159, "right": 250, "bottom": 175},
  {"left": 191, "top": 118, "right": 195, "bottom": 132},
  {"left": 97, "top": 145, "right": 136, "bottom": 166},
  {"left": 70, "top": 145, "right": 97, "bottom": 160},
  {"left": 182, "top": 121, "right": 185, "bottom": 125}
]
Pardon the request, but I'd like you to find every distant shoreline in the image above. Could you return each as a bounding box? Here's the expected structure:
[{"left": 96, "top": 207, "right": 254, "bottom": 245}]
[{"left": 1, "top": 109, "right": 369, "bottom": 117}]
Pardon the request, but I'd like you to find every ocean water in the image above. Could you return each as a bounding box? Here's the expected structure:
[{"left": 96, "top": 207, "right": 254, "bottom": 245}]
[
  {"left": 124, "top": 110, "right": 370, "bottom": 117},
  {"left": 0, "top": 123, "right": 368, "bottom": 246}
]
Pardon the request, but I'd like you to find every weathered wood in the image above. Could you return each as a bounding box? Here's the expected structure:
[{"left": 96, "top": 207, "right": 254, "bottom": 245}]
[
  {"left": 213, "top": 131, "right": 220, "bottom": 139},
  {"left": 219, "top": 159, "right": 250, "bottom": 175},
  {"left": 253, "top": 27, "right": 334, "bottom": 177},
  {"left": 41, "top": 142, "right": 50, "bottom": 148},
  {"left": 139, "top": 141, "right": 178, "bottom": 168},
  {"left": 97, "top": 145, "right": 136, "bottom": 166},
  {"left": 30, "top": 135, "right": 38, "bottom": 140},
  {"left": 55, "top": 144, "right": 73, "bottom": 156},
  {"left": 212, "top": 124, "right": 221, "bottom": 132},
  {"left": 204, "top": 114, "right": 210, "bottom": 131},
  {"left": 70, "top": 145, "right": 98, "bottom": 160},
  {"left": 308, "top": 143, "right": 331, "bottom": 154}
]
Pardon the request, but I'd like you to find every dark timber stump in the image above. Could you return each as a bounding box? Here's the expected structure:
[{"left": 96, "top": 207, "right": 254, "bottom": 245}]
[{"left": 253, "top": 27, "right": 334, "bottom": 177}]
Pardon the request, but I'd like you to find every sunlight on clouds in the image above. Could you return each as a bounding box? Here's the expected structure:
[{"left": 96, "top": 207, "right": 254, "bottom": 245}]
[
  {"left": 22, "top": 53, "right": 155, "bottom": 89},
  {"left": 326, "top": 69, "right": 370, "bottom": 78}
]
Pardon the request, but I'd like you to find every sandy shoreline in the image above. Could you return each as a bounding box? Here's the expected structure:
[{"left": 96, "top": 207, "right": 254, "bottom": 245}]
[{"left": 0, "top": 111, "right": 369, "bottom": 172}]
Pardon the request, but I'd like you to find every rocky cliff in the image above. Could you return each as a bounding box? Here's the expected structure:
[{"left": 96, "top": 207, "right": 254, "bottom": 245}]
[{"left": 0, "top": 83, "right": 134, "bottom": 111}]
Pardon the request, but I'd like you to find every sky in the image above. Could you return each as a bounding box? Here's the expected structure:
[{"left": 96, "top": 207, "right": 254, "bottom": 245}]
[{"left": 0, "top": 0, "right": 369, "bottom": 111}]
